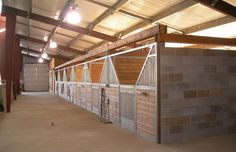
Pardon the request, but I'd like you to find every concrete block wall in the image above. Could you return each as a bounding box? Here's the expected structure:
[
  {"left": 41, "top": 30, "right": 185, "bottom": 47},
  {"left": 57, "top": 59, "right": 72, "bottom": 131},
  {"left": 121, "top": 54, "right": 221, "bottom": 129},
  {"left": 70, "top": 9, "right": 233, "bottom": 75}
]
[
  {"left": 136, "top": 89, "right": 157, "bottom": 142},
  {"left": 160, "top": 47, "right": 236, "bottom": 143}
]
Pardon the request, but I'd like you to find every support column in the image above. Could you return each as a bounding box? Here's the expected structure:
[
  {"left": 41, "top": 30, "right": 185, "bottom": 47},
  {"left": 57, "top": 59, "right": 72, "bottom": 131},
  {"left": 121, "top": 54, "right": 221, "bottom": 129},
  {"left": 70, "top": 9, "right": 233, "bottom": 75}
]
[
  {"left": 13, "top": 35, "right": 21, "bottom": 99},
  {"left": 5, "top": 11, "right": 16, "bottom": 112},
  {"left": 155, "top": 24, "right": 167, "bottom": 144}
]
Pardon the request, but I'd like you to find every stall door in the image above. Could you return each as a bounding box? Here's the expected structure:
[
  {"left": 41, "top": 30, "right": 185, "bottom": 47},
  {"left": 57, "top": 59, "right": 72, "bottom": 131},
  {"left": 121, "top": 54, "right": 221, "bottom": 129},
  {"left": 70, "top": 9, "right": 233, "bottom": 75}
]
[
  {"left": 120, "top": 88, "right": 136, "bottom": 131},
  {"left": 24, "top": 64, "right": 49, "bottom": 91}
]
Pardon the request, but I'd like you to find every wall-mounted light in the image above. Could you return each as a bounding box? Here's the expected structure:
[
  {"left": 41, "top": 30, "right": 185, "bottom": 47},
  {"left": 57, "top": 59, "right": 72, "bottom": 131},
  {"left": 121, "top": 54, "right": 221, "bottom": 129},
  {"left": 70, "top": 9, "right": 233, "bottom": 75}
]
[
  {"left": 49, "top": 40, "right": 57, "bottom": 48},
  {"left": 41, "top": 52, "right": 48, "bottom": 58},
  {"left": 38, "top": 58, "right": 44, "bottom": 63},
  {"left": 66, "top": 5, "right": 81, "bottom": 24},
  {"left": 0, "top": 28, "right": 6, "bottom": 33}
]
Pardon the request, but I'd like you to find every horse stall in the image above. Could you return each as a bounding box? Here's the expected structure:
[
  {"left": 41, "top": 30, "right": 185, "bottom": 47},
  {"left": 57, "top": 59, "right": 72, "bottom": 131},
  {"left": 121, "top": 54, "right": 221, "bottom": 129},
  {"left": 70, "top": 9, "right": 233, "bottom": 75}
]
[
  {"left": 111, "top": 44, "right": 153, "bottom": 133},
  {"left": 88, "top": 59, "right": 104, "bottom": 115},
  {"left": 80, "top": 64, "right": 92, "bottom": 111},
  {"left": 60, "top": 69, "right": 68, "bottom": 100},
  {"left": 49, "top": 70, "right": 54, "bottom": 93},
  {"left": 65, "top": 68, "right": 71, "bottom": 101},
  {"left": 58, "top": 70, "right": 64, "bottom": 98},
  {"left": 75, "top": 65, "right": 83, "bottom": 106},
  {"left": 99, "top": 57, "right": 120, "bottom": 123},
  {"left": 68, "top": 67, "right": 77, "bottom": 104},
  {"left": 55, "top": 70, "right": 61, "bottom": 96},
  {"left": 135, "top": 44, "right": 157, "bottom": 142}
]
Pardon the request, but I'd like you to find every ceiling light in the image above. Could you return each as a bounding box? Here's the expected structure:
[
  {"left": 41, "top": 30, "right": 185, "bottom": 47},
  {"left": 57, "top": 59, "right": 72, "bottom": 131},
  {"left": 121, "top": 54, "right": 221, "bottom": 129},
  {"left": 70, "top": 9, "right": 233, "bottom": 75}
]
[
  {"left": 38, "top": 58, "right": 44, "bottom": 63},
  {"left": 66, "top": 5, "right": 81, "bottom": 24},
  {"left": 0, "top": 28, "right": 6, "bottom": 33},
  {"left": 43, "top": 36, "right": 48, "bottom": 41},
  {"left": 49, "top": 40, "right": 57, "bottom": 48},
  {"left": 41, "top": 52, "right": 48, "bottom": 58}
]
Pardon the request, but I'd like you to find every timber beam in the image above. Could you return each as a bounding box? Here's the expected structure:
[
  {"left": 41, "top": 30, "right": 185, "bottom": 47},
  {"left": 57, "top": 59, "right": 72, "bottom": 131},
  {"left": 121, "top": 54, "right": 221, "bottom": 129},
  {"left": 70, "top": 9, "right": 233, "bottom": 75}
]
[{"left": 193, "top": 0, "right": 236, "bottom": 18}]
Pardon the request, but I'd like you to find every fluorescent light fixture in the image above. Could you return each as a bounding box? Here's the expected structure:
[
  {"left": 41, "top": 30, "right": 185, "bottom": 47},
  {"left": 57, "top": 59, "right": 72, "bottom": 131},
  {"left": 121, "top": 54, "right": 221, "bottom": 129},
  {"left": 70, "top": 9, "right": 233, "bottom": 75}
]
[
  {"left": 0, "top": 28, "right": 6, "bottom": 33},
  {"left": 41, "top": 52, "right": 48, "bottom": 58},
  {"left": 49, "top": 40, "right": 57, "bottom": 48},
  {"left": 66, "top": 6, "right": 81, "bottom": 24},
  {"left": 38, "top": 58, "right": 44, "bottom": 63}
]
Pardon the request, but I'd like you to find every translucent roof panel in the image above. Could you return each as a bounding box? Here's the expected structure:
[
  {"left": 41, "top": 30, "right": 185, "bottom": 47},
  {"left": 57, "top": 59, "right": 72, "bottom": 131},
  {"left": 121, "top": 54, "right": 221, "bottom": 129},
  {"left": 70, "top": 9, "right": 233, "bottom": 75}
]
[
  {"left": 71, "top": 39, "right": 94, "bottom": 49},
  {"left": 80, "top": 35, "right": 102, "bottom": 44},
  {"left": 31, "top": 20, "right": 55, "bottom": 31},
  {"left": 122, "top": 0, "right": 184, "bottom": 18},
  {"left": 32, "top": 0, "right": 67, "bottom": 19},
  {"left": 30, "top": 27, "right": 51, "bottom": 41},
  {"left": 97, "top": 13, "right": 140, "bottom": 33},
  {"left": 74, "top": 0, "right": 108, "bottom": 25},
  {"left": 159, "top": 3, "right": 226, "bottom": 30},
  {"left": 15, "top": 23, "right": 28, "bottom": 36},
  {"left": 57, "top": 28, "right": 78, "bottom": 38},
  {"left": 53, "top": 34, "right": 73, "bottom": 46},
  {"left": 190, "top": 21, "right": 236, "bottom": 38}
]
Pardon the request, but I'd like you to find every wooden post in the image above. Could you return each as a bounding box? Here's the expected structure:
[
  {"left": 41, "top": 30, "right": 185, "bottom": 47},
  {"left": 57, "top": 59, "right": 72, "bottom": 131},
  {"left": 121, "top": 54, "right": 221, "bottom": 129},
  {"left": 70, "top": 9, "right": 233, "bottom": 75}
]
[
  {"left": 5, "top": 11, "right": 16, "bottom": 112},
  {"left": 156, "top": 24, "right": 167, "bottom": 144},
  {"left": 13, "top": 35, "right": 21, "bottom": 99}
]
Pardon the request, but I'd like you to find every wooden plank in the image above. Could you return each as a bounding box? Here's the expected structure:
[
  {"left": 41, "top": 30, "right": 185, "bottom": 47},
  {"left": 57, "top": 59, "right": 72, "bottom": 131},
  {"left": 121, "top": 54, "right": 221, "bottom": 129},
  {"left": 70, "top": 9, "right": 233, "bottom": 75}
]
[{"left": 160, "top": 33, "right": 236, "bottom": 46}]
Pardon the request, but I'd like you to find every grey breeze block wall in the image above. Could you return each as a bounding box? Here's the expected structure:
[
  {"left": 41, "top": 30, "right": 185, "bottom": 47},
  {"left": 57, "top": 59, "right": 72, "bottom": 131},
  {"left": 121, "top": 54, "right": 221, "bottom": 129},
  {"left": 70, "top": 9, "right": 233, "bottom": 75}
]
[{"left": 160, "top": 47, "right": 236, "bottom": 143}]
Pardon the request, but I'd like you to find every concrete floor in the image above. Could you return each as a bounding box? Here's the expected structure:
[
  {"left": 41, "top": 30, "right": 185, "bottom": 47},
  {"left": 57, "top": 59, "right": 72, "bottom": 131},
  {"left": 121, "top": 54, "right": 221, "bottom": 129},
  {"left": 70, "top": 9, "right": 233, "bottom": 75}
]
[{"left": 0, "top": 92, "right": 235, "bottom": 152}]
